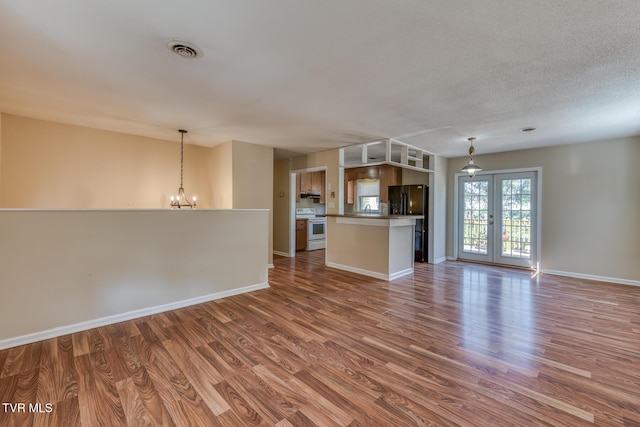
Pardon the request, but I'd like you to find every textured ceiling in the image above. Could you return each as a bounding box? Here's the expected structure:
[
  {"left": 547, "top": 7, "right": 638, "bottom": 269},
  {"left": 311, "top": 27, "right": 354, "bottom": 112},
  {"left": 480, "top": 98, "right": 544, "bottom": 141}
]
[{"left": 1, "top": 1, "right": 640, "bottom": 157}]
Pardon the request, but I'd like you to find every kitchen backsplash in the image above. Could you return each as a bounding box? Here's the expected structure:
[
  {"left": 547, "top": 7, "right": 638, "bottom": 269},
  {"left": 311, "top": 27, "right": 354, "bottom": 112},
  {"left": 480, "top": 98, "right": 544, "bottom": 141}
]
[{"left": 296, "top": 198, "right": 326, "bottom": 215}]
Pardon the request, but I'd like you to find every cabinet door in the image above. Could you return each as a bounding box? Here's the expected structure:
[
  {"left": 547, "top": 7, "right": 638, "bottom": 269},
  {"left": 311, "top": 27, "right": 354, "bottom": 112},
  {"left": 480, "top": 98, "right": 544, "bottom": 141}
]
[
  {"left": 318, "top": 171, "right": 326, "bottom": 203},
  {"left": 295, "top": 220, "right": 307, "bottom": 251},
  {"left": 347, "top": 180, "right": 354, "bottom": 204},
  {"left": 309, "top": 171, "right": 325, "bottom": 201},
  {"left": 296, "top": 173, "right": 301, "bottom": 202},
  {"left": 300, "top": 173, "right": 312, "bottom": 193},
  {"left": 311, "top": 171, "right": 322, "bottom": 193},
  {"left": 379, "top": 165, "right": 401, "bottom": 202},
  {"left": 357, "top": 166, "right": 378, "bottom": 180},
  {"left": 344, "top": 169, "right": 356, "bottom": 205}
]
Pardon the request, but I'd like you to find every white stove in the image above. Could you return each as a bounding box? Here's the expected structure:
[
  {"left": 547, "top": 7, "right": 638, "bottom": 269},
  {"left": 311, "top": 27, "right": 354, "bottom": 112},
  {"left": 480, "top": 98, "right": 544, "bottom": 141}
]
[
  {"left": 295, "top": 208, "right": 326, "bottom": 251},
  {"left": 295, "top": 207, "right": 317, "bottom": 219}
]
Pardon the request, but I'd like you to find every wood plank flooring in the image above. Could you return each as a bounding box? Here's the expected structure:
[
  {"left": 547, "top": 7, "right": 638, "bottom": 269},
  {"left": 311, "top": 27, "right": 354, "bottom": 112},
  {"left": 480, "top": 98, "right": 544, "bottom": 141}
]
[{"left": 1, "top": 250, "right": 639, "bottom": 425}]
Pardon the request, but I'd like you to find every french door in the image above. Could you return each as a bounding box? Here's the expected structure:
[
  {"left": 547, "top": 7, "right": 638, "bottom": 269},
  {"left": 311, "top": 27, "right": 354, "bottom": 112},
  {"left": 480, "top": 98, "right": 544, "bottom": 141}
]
[{"left": 458, "top": 171, "right": 538, "bottom": 268}]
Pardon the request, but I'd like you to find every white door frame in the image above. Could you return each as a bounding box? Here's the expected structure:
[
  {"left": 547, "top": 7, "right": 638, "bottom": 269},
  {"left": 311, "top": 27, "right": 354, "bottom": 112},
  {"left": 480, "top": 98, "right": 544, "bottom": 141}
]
[
  {"left": 453, "top": 167, "right": 542, "bottom": 271},
  {"left": 289, "top": 166, "right": 328, "bottom": 258}
]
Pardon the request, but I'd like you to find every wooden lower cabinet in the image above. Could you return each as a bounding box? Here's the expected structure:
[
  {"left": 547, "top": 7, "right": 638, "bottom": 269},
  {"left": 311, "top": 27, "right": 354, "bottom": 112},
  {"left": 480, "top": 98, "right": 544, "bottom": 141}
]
[{"left": 296, "top": 220, "right": 307, "bottom": 251}]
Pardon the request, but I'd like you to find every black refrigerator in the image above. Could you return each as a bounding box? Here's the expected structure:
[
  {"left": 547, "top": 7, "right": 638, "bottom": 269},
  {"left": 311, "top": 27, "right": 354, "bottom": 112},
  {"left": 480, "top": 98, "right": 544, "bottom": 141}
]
[{"left": 388, "top": 184, "right": 428, "bottom": 262}]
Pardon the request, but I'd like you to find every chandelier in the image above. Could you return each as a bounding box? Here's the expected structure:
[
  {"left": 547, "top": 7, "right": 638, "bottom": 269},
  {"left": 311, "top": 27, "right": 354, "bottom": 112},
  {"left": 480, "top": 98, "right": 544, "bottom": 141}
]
[
  {"left": 170, "top": 129, "right": 197, "bottom": 209},
  {"left": 461, "top": 137, "right": 482, "bottom": 178}
]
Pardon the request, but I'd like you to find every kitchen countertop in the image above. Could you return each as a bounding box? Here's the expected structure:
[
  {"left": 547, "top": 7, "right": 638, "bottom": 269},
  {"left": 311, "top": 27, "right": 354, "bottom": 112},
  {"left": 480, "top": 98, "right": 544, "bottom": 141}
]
[{"left": 326, "top": 213, "right": 424, "bottom": 219}]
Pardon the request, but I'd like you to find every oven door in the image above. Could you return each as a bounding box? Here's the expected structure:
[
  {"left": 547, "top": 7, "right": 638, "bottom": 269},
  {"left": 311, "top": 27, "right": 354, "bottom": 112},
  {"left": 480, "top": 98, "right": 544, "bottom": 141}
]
[{"left": 307, "top": 219, "right": 326, "bottom": 241}]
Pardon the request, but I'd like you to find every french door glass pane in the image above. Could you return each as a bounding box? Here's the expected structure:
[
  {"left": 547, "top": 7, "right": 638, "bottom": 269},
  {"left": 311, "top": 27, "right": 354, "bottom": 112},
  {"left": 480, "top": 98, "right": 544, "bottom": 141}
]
[
  {"left": 500, "top": 178, "right": 532, "bottom": 259},
  {"left": 463, "top": 181, "right": 489, "bottom": 254}
]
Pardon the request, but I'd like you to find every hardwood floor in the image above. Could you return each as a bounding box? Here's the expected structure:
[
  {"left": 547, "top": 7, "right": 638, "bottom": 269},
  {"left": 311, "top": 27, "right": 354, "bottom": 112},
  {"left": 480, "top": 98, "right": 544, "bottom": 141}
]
[{"left": 1, "top": 250, "right": 639, "bottom": 426}]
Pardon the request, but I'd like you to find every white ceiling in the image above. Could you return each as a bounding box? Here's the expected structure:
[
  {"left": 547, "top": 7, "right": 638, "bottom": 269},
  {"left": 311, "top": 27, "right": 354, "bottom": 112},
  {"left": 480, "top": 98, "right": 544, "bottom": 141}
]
[{"left": 1, "top": 1, "right": 640, "bottom": 158}]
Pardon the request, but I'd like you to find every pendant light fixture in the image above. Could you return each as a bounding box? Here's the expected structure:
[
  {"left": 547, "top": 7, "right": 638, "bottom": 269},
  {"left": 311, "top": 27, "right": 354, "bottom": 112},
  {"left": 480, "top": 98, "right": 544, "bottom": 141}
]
[
  {"left": 461, "top": 137, "right": 482, "bottom": 178},
  {"left": 170, "top": 129, "right": 197, "bottom": 209}
]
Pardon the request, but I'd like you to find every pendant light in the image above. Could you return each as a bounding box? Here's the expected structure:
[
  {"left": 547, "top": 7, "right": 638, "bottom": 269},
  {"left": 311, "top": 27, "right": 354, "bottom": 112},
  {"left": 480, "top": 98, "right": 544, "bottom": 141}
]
[
  {"left": 170, "top": 129, "right": 197, "bottom": 209},
  {"left": 461, "top": 137, "right": 482, "bottom": 178}
]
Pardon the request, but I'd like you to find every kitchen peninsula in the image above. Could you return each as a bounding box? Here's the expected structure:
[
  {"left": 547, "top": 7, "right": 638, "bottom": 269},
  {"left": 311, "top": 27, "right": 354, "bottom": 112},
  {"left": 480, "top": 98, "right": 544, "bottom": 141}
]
[{"left": 325, "top": 214, "right": 423, "bottom": 281}]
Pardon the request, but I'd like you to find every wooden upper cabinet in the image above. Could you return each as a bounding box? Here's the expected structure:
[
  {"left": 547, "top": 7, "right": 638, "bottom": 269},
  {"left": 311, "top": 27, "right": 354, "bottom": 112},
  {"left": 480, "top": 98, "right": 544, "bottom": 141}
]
[
  {"left": 298, "top": 171, "right": 325, "bottom": 201},
  {"left": 362, "top": 167, "right": 379, "bottom": 180},
  {"left": 296, "top": 173, "right": 301, "bottom": 202},
  {"left": 311, "top": 171, "right": 322, "bottom": 194},
  {"left": 347, "top": 180, "right": 354, "bottom": 204},
  {"left": 343, "top": 165, "right": 401, "bottom": 204},
  {"left": 300, "top": 172, "right": 312, "bottom": 193},
  {"left": 315, "top": 171, "right": 325, "bottom": 203},
  {"left": 344, "top": 168, "right": 356, "bottom": 205},
  {"left": 379, "top": 165, "right": 402, "bottom": 202}
]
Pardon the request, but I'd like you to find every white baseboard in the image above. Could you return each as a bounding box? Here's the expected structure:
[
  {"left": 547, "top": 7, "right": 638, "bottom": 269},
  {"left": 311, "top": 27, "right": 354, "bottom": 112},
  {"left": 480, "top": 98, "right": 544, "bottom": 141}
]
[
  {"left": 268, "top": 263, "right": 275, "bottom": 269},
  {"left": 434, "top": 257, "right": 447, "bottom": 264},
  {"left": 447, "top": 256, "right": 456, "bottom": 261},
  {"left": 326, "top": 262, "right": 413, "bottom": 281},
  {"left": 0, "top": 282, "right": 270, "bottom": 351},
  {"left": 272, "top": 251, "right": 290, "bottom": 257},
  {"left": 542, "top": 269, "right": 640, "bottom": 287},
  {"left": 388, "top": 267, "right": 414, "bottom": 280}
]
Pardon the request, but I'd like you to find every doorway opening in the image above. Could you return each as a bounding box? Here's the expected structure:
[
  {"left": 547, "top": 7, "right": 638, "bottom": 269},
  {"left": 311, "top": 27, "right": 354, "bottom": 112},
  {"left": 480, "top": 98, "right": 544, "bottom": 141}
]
[{"left": 289, "top": 168, "right": 328, "bottom": 263}]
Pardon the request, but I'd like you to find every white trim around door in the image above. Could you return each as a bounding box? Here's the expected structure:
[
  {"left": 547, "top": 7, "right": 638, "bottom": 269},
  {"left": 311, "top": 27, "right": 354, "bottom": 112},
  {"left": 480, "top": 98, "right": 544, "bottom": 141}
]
[{"left": 454, "top": 167, "right": 542, "bottom": 270}]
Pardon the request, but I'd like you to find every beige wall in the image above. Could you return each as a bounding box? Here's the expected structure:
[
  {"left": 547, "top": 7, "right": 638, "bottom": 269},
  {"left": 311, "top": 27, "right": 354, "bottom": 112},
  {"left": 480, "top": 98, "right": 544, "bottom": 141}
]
[
  {"left": 0, "top": 209, "right": 269, "bottom": 348},
  {"left": 433, "top": 155, "right": 448, "bottom": 262},
  {"left": 401, "top": 168, "right": 429, "bottom": 185},
  {"left": 447, "top": 137, "right": 640, "bottom": 282},
  {"left": 0, "top": 114, "right": 212, "bottom": 208},
  {"left": 232, "top": 141, "right": 274, "bottom": 209},
  {"left": 0, "top": 114, "right": 276, "bottom": 262},
  {"left": 231, "top": 140, "right": 274, "bottom": 264},
  {"left": 0, "top": 115, "right": 2, "bottom": 200},
  {"left": 208, "top": 141, "right": 233, "bottom": 209},
  {"left": 273, "top": 158, "right": 291, "bottom": 255}
]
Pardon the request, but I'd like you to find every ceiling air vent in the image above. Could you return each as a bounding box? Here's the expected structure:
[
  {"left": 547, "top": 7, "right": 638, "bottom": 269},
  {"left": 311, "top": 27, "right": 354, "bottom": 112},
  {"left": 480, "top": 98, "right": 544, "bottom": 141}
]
[{"left": 166, "top": 40, "right": 203, "bottom": 59}]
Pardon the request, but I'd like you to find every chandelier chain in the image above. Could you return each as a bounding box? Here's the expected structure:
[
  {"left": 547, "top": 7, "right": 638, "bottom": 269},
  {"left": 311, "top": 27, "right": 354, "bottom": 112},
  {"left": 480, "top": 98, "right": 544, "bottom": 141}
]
[
  {"left": 179, "top": 129, "right": 186, "bottom": 188},
  {"left": 170, "top": 129, "right": 196, "bottom": 209}
]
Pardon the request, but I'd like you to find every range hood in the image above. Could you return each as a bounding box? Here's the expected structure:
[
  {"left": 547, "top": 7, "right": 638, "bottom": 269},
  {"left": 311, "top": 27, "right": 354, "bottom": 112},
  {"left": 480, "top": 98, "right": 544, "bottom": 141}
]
[{"left": 300, "top": 192, "right": 321, "bottom": 199}]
